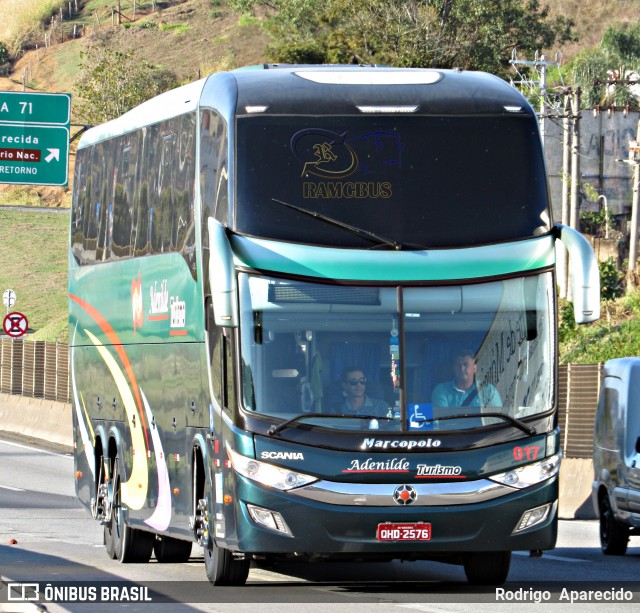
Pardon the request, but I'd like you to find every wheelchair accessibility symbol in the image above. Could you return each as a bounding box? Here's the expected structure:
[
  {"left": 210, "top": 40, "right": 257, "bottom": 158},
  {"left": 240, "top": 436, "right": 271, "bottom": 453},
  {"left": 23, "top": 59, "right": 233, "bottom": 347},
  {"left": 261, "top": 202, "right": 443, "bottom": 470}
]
[
  {"left": 3, "top": 311, "right": 28, "bottom": 338},
  {"left": 408, "top": 403, "right": 433, "bottom": 430}
]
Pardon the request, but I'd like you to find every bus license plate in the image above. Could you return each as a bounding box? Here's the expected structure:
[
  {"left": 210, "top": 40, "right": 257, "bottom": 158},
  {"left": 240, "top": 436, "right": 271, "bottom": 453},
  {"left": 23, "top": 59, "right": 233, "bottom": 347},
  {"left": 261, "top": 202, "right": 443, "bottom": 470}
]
[{"left": 376, "top": 522, "right": 431, "bottom": 541}]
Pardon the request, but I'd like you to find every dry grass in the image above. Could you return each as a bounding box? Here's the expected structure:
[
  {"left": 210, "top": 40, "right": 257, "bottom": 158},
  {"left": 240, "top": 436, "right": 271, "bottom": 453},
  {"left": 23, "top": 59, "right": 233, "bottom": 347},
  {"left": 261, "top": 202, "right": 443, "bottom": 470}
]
[
  {"left": 544, "top": 0, "right": 639, "bottom": 64},
  {"left": 0, "top": 0, "right": 67, "bottom": 55}
]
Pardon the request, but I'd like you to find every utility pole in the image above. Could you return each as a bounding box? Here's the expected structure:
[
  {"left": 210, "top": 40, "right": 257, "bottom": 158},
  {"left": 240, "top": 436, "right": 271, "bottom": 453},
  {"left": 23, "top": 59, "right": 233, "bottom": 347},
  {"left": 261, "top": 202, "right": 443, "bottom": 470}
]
[
  {"left": 626, "top": 120, "right": 640, "bottom": 290},
  {"left": 565, "top": 88, "right": 582, "bottom": 303},
  {"left": 557, "top": 91, "right": 573, "bottom": 299},
  {"left": 570, "top": 88, "right": 581, "bottom": 232},
  {"left": 509, "top": 51, "right": 560, "bottom": 144}
]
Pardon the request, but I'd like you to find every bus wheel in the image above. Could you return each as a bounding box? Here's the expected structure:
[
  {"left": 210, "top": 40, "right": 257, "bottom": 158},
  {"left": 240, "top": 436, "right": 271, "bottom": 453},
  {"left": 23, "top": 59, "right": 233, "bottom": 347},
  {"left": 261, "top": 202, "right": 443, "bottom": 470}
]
[
  {"left": 106, "top": 457, "right": 154, "bottom": 563},
  {"left": 104, "top": 520, "right": 117, "bottom": 559},
  {"left": 463, "top": 551, "right": 511, "bottom": 585},
  {"left": 203, "top": 542, "right": 250, "bottom": 586},
  {"left": 599, "top": 494, "right": 629, "bottom": 555},
  {"left": 154, "top": 536, "right": 193, "bottom": 563}
]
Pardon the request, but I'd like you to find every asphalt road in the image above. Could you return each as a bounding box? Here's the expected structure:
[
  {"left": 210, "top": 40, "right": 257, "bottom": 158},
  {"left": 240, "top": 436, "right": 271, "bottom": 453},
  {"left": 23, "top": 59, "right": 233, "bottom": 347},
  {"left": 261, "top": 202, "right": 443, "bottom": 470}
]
[{"left": 1, "top": 437, "right": 639, "bottom": 613}]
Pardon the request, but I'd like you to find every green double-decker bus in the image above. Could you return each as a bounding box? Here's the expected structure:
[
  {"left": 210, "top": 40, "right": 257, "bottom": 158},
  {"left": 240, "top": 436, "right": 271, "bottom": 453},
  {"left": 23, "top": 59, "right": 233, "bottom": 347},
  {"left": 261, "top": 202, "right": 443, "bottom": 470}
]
[{"left": 69, "top": 65, "right": 600, "bottom": 586}]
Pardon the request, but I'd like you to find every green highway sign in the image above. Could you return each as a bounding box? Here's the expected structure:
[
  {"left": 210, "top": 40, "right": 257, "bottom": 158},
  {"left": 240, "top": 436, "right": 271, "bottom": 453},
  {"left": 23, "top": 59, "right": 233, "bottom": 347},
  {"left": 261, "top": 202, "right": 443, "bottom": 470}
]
[
  {"left": 0, "top": 91, "right": 71, "bottom": 125},
  {"left": 0, "top": 124, "right": 69, "bottom": 186},
  {"left": 0, "top": 91, "right": 71, "bottom": 186}
]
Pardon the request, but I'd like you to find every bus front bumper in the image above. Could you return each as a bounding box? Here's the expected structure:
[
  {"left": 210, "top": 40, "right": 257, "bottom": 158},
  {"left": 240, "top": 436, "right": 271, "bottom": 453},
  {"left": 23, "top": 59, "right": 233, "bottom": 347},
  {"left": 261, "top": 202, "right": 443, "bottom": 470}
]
[{"left": 218, "top": 475, "right": 558, "bottom": 557}]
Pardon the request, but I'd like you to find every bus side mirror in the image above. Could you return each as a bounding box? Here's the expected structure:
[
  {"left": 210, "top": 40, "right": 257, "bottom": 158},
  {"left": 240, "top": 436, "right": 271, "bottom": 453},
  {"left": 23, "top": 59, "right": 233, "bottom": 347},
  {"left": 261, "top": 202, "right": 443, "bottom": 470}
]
[
  {"left": 208, "top": 217, "right": 238, "bottom": 327},
  {"left": 556, "top": 224, "right": 600, "bottom": 324}
]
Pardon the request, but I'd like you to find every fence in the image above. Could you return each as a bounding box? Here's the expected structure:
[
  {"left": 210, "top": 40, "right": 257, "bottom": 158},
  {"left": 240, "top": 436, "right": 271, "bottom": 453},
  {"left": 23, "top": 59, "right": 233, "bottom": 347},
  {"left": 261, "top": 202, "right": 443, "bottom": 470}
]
[
  {"left": 557, "top": 363, "right": 602, "bottom": 459},
  {"left": 0, "top": 338, "right": 69, "bottom": 404}
]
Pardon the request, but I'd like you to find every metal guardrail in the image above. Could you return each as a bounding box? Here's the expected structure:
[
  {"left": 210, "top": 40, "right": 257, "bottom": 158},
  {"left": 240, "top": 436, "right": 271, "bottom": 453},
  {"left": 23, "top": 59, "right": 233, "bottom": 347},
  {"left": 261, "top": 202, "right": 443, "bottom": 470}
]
[
  {"left": 0, "top": 338, "right": 69, "bottom": 404},
  {"left": 0, "top": 339, "right": 603, "bottom": 457}
]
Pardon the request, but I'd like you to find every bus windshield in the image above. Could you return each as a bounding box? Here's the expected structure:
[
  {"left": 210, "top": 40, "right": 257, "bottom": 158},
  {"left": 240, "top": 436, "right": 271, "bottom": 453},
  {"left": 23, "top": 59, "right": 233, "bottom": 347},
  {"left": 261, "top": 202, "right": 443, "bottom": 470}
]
[
  {"left": 238, "top": 272, "right": 554, "bottom": 432},
  {"left": 234, "top": 115, "right": 551, "bottom": 248}
]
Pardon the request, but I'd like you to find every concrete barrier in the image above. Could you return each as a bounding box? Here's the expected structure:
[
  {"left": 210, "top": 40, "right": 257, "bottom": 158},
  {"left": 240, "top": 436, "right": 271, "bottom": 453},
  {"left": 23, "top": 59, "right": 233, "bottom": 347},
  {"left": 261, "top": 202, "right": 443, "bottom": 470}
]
[
  {"left": 0, "top": 392, "right": 72, "bottom": 449},
  {"left": 559, "top": 457, "right": 596, "bottom": 520},
  {"left": 0, "top": 391, "right": 597, "bottom": 519}
]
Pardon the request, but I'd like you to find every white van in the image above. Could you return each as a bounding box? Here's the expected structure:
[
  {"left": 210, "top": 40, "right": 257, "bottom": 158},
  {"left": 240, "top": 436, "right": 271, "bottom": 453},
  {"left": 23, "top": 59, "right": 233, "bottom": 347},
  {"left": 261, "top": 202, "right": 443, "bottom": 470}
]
[{"left": 592, "top": 357, "right": 640, "bottom": 554}]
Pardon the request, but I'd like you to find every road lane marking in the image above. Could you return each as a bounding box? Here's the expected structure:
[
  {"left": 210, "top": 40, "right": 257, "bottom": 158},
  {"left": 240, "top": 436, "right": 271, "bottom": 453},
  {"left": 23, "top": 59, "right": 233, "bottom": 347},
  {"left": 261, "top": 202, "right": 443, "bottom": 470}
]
[
  {"left": 0, "top": 484, "right": 25, "bottom": 492},
  {"left": 0, "top": 438, "right": 73, "bottom": 459}
]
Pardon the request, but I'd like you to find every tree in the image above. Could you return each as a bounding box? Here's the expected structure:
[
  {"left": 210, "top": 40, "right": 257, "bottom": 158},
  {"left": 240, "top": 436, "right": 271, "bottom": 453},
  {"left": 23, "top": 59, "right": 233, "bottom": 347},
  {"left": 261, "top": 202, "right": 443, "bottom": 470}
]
[
  {"left": 566, "top": 22, "right": 640, "bottom": 110},
  {"left": 229, "top": 0, "right": 574, "bottom": 79},
  {"left": 75, "top": 36, "right": 178, "bottom": 125}
]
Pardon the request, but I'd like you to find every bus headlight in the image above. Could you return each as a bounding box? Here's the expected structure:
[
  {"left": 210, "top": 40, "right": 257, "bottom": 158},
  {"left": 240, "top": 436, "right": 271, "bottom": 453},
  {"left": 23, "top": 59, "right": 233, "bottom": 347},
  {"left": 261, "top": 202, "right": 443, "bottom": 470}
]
[
  {"left": 489, "top": 451, "right": 562, "bottom": 489},
  {"left": 226, "top": 444, "right": 318, "bottom": 491}
]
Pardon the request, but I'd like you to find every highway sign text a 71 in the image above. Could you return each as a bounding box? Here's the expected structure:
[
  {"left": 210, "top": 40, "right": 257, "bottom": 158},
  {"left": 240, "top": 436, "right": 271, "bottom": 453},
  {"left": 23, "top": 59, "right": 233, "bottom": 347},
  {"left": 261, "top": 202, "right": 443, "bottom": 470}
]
[{"left": 0, "top": 91, "right": 71, "bottom": 187}]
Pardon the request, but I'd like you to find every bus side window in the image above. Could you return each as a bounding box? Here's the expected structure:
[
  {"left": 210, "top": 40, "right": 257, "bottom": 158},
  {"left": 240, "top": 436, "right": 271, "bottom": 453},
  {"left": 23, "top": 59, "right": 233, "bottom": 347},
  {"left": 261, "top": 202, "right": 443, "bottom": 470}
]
[
  {"left": 208, "top": 302, "right": 235, "bottom": 418},
  {"left": 223, "top": 330, "right": 236, "bottom": 416},
  {"left": 208, "top": 303, "right": 224, "bottom": 410}
]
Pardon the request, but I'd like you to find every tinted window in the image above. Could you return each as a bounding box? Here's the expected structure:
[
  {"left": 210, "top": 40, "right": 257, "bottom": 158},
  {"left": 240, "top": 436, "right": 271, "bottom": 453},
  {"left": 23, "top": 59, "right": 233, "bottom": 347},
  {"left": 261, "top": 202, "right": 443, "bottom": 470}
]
[
  {"left": 235, "top": 115, "right": 551, "bottom": 248},
  {"left": 71, "top": 113, "right": 197, "bottom": 276}
]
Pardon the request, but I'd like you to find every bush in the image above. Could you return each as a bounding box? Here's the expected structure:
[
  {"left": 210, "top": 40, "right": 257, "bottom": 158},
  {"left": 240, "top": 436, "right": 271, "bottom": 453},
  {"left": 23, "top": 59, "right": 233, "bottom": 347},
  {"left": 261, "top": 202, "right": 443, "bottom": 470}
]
[
  {"left": 600, "top": 257, "right": 624, "bottom": 301},
  {"left": 558, "top": 299, "right": 577, "bottom": 344},
  {"left": 579, "top": 208, "right": 611, "bottom": 237},
  {"left": 75, "top": 37, "right": 178, "bottom": 124}
]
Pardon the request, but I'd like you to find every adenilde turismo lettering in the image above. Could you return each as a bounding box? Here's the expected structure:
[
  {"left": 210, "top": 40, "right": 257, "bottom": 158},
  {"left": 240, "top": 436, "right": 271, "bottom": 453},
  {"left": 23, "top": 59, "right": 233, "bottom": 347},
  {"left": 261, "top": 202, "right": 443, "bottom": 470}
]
[{"left": 495, "top": 587, "right": 635, "bottom": 604}]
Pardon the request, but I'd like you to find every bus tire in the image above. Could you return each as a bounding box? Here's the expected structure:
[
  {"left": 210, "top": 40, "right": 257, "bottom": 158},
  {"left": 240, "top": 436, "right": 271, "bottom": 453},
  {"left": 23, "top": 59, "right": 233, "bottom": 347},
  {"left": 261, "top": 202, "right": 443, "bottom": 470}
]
[
  {"left": 463, "top": 551, "right": 510, "bottom": 585},
  {"left": 203, "top": 541, "right": 250, "bottom": 586},
  {"left": 154, "top": 536, "right": 193, "bottom": 563},
  {"left": 104, "top": 522, "right": 117, "bottom": 560},
  {"left": 599, "top": 494, "right": 629, "bottom": 555},
  {"left": 108, "top": 456, "right": 154, "bottom": 563}
]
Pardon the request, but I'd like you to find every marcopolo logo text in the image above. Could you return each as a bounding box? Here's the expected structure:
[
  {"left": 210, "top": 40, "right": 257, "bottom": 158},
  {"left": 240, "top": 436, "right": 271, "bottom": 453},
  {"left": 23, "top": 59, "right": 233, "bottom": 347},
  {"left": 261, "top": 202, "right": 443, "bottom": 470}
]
[{"left": 361, "top": 438, "right": 441, "bottom": 450}]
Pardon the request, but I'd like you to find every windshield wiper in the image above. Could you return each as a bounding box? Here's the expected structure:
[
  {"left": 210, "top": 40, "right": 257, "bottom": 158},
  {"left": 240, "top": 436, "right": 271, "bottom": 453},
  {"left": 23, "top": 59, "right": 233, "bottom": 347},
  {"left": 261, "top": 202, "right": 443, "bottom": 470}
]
[
  {"left": 268, "top": 413, "right": 396, "bottom": 436},
  {"left": 272, "top": 198, "right": 403, "bottom": 250},
  {"left": 427, "top": 412, "right": 537, "bottom": 436}
]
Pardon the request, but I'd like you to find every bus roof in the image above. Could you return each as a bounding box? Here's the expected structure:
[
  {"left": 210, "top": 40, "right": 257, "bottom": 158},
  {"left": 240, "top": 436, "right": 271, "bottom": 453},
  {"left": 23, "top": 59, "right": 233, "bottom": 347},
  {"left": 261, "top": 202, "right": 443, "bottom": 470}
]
[
  {"left": 78, "top": 65, "right": 534, "bottom": 149},
  {"left": 229, "top": 65, "right": 531, "bottom": 116}
]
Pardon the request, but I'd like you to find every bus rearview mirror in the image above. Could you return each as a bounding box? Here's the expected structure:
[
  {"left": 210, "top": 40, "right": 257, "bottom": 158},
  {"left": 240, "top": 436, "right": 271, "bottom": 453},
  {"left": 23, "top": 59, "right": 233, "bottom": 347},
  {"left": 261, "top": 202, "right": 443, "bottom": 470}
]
[
  {"left": 208, "top": 217, "right": 238, "bottom": 327},
  {"left": 556, "top": 224, "right": 601, "bottom": 324}
]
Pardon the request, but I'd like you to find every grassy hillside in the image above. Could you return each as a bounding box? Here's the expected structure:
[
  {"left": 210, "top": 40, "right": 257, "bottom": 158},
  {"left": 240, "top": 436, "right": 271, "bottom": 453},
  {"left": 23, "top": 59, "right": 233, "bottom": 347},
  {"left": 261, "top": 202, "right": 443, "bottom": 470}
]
[{"left": 0, "top": 208, "right": 68, "bottom": 342}]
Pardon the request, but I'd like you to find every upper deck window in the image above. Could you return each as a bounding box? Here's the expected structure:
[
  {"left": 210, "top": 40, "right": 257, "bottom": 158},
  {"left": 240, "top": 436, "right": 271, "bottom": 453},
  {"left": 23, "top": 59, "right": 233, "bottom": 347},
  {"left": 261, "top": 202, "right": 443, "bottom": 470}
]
[{"left": 234, "top": 115, "right": 551, "bottom": 248}]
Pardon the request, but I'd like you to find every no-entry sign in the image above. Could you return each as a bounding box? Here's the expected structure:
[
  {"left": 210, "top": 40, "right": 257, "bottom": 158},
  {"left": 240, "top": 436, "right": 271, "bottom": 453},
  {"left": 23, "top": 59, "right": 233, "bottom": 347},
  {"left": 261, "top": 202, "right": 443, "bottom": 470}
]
[{"left": 3, "top": 311, "right": 28, "bottom": 337}]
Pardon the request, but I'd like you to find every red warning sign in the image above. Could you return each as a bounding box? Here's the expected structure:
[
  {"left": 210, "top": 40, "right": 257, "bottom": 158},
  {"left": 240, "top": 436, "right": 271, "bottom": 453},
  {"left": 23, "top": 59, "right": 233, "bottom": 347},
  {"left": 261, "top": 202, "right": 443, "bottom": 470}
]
[{"left": 3, "top": 312, "right": 28, "bottom": 338}]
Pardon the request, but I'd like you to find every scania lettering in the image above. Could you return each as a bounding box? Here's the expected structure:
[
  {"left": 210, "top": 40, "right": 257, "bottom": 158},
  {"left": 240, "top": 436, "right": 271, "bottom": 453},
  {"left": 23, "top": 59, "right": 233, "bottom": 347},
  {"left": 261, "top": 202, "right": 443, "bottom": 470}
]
[
  {"left": 69, "top": 65, "right": 600, "bottom": 587},
  {"left": 260, "top": 451, "right": 304, "bottom": 460}
]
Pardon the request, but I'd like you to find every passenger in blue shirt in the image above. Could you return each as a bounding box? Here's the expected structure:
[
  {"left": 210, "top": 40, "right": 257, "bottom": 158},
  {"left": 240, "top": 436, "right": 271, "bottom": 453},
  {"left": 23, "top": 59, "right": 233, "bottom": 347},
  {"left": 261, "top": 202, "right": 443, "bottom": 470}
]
[{"left": 431, "top": 349, "right": 502, "bottom": 410}]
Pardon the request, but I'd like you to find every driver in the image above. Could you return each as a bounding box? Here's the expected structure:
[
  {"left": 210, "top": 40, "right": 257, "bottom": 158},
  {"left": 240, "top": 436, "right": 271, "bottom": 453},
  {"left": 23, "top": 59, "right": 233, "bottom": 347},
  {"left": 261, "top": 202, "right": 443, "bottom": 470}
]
[{"left": 333, "top": 367, "right": 390, "bottom": 417}]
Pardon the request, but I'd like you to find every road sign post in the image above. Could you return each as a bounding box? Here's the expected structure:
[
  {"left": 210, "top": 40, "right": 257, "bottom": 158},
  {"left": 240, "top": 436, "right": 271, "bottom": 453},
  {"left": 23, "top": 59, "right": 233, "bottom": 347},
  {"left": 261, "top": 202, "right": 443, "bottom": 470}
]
[
  {"left": 0, "top": 91, "right": 71, "bottom": 187},
  {"left": 3, "top": 289, "right": 16, "bottom": 314}
]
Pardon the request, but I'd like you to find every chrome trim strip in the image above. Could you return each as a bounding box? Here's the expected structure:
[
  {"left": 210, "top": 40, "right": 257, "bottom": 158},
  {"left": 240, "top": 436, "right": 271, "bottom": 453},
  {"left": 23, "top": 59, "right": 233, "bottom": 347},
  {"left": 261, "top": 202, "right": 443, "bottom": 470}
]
[{"left": 290, "top": 478, "right": 514, "bottom": 506}]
